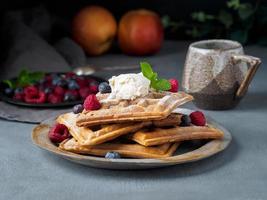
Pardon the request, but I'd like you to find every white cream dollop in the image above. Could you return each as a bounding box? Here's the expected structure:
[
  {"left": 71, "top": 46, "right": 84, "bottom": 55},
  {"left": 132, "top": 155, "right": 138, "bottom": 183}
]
[{"left": 108, "top": 73, "right": 150, "bottom": 100}]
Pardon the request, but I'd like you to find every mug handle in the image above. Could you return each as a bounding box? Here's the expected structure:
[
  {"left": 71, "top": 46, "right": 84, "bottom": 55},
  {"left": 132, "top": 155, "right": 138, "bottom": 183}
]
[{"left": 231, "top": 54, "right": 261, "bottom": 98}]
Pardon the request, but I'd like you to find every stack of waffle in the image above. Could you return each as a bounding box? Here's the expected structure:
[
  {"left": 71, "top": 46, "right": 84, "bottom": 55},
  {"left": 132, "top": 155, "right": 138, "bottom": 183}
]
[{"left": 58, "top": 91, "right": 224, "bottom": 159}]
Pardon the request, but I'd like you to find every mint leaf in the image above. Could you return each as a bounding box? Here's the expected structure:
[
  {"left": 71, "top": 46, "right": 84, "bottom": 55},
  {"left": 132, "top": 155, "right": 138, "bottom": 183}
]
[
  {"left": 140, "top": 62, "right": 154, "bottom": 79},
  {"left": 29, "top": 72, "right": 44, "bottom": 82},
  {"left": 3, "top": 80, "right": 15, "bottom": 88},
  {"left": 155, "top": 79, "right": 171, "bottom": 91}
]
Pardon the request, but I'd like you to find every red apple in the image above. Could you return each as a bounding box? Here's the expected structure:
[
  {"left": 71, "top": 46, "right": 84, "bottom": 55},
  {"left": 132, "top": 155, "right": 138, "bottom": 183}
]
[
  {"left": 118, "top": 9, "right": 164, "bottom": 56},
  {"left": 72, "top": 6, "right": 117, "bottom": 56}
]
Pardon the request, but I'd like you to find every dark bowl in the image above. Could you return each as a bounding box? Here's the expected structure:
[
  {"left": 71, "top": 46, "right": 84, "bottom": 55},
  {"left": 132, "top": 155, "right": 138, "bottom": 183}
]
[{"left": 0, "top": 73, "right": 106, "bottom": 108}]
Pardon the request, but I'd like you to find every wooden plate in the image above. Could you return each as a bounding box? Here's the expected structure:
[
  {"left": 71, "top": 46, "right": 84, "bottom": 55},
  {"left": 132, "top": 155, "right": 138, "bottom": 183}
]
[{"left": 32, "top": 109, "right": 232, "bottom": 170}]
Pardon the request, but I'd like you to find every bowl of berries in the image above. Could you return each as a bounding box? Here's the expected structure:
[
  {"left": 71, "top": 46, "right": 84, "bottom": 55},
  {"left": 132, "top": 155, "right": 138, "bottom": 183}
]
[{"left": 0, "top": 70, "right": 106, "bottom": 107}]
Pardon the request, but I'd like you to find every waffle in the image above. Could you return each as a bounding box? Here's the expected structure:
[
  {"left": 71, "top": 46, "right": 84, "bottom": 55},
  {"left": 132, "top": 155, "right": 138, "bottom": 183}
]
[
  {"left": 130, "top": 126, "right": 224, "bottom": 146},
  {"left": 57, "top": 112, "right": 182, "bottom": 146},
  {"left": 76, "top": 91, "right": 193, "bottom": 127},
  {"left": 57, "top": 113, "right": 151, "bottom": 146},
  {"left": 59, "top": 138, "right": 180, "bottom": 159}
]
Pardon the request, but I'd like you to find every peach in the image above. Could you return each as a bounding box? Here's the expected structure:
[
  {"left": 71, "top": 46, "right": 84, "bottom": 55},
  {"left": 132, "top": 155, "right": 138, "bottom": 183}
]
[
  {"left": 72, "top": 6, "right": 117, "bottom": 56},
  {"left": 118, "top": 9, "right": 164, "bottom": 56}
]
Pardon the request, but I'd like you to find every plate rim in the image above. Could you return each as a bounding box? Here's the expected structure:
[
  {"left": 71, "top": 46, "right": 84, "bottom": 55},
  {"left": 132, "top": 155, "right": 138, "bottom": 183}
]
[{"left": 32, "top": 109, "right": 232, "bottom": 167}]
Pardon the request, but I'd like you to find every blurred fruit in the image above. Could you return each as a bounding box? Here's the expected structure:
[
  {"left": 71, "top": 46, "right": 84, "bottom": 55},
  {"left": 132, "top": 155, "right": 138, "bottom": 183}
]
[
  {"left": 98, "top": 82, "right": 111, "bottom": 93},
  {"left": 73, "top": 104, "right": 84, "bottom": 114},
  {"left": 4, "top": 88, "right": 14, "bottom": 97},
  {"left": 118, "top": 9, "right": 164, "bottom": 56},
  {"left": 72, "top": 6, "right": 117, "bottom": 56},
  {"left": 48, "top": 93, "right": 62, "bottom": 104}
]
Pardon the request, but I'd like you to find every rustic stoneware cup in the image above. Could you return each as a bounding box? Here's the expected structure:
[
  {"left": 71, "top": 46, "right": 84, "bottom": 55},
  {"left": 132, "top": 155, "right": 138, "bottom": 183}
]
[{"left": 182, "top": 39, "right": 261, "bottom": 110}]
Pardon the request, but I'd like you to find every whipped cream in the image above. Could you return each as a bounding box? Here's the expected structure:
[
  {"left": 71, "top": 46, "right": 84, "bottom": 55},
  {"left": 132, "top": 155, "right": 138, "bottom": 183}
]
[{"left": 108, "top": 73, "right": 150, "bottom": 100}]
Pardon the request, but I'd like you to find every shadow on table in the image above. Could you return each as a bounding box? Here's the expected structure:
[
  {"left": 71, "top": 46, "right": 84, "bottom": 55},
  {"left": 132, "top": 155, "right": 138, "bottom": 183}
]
[
  {"left": 236, "top": 91, "right": 267, "bottom": 111},
  {"left": 43, "top": 135, "right": 239, "bottom": 180}
]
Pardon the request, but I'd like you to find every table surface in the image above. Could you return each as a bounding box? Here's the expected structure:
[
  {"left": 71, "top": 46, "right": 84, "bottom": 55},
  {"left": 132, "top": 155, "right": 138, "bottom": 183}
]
[{"left": 1, "top": 41, "right": 267, "bottom": 200}]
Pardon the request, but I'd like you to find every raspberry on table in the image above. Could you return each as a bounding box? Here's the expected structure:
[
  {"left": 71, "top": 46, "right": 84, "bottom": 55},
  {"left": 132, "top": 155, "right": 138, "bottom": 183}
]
[
  {"left": 48, "top": 123, "right": 70, "bottom": 143},
  {"left": 189, "top": 111, "right": 206, "bottom": 126},
  {"left": 83, "top": 94, "right": 101, "bottom": 111},
  {"left": 169, "top": 79, "right": 179, "bottom": 92}
]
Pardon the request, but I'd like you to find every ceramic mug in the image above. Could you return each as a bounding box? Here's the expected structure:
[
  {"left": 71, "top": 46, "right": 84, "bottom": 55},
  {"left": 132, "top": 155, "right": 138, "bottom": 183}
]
[{"left": 182, "top": 39, "right": 261, "bottom": 110}]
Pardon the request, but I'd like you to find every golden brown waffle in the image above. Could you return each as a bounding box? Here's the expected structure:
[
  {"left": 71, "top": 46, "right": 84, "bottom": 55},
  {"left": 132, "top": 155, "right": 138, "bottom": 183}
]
[
  {"left": 76, "top": 91, "right": 193, "bottom": 127},
  {"left": 57, "top": 113, "right": 151, "bottom": 146},
  {"left": 59, "top": 138, "right": 180, "bottom": 159},
  {"left": 130, "top": 126, "right": 224, "bottom": 146},
  {"left": 57, "top": 112, "right": 182, "bottom": 146}
]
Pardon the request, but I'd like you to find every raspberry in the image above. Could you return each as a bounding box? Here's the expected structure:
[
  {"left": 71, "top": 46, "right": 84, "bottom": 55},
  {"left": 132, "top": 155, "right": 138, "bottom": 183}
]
[
  {"left": 48, "top": 93, "right": 62, "bottom": 104},
  {"left": 24, "top": 91, "right": 46, "bottom": 103},
  {"left": 83, "top": 94, "right": 101, "bottom": 111},
  {"left": 24, "top": 86, "right": 38, "bottom": 97},
  {"left": 89, "top": 85, "right": 98, "bottom": 94},
  {"left": 65, "top": 72, "right": 76, "bottom": 78},
  {"left": 13, "top": 93, "right": 24, "bottom": 101},
  {"left": 66, "top": 89, "right": 79, "bottom": 98},
  {"left": 79, "top": 87, "right": 92, "bottom": 99},
  {"left": 76, "top": 78, "right": 89, "bottom": 88},
  {"left": 48, "top": 123, "right": 70, "bottom": 143},
  {"left": 54, "top": 86, "right": 65, "bottom": 97},
  {"left": 189, "top": 111, "right": 206, "bottom": 126},
  {"left": 169, "top": 79, "right": 179, "bottom": 92}
]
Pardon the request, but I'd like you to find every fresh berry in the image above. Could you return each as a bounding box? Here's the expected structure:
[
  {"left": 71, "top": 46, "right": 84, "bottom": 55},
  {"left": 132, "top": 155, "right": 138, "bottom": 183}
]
[
  {"left": 189, "top": 111, "right": 206, "bottom": 126},
  {"left": 44, "top": 87, "right": 53, "bottom": 94},
  {"left": 68, "top": 80, "right": 80, "bottom": 90},
  {"left": 65, "top": 72, "right": 76, "bottom": 78},
  {"left": 180, "top": 115, "right": 191, "bottom": 126},
  {"left": 14, "top": 87, "right": 23, "bottom": 94},
  {"left": 48, "top": 123, "right": 70, "bottom": 143},
  {"left": 38, "top": 78, "right": 46, "bottom": 85},
  {"left": 73, "top": 104, "right": 84, "bottom": 114},
  {"left": 79, "top": 87, "right": 92, "bottom": 99},
  {"left": 48, "top": 93, "right": 62, "bottom": 104},
  {"left": 169, "top": 79, "right": 179, "bottom": 92},
  {"left": 64, "top": 92, "right": 77, "bottom": 102},
  {"left": 24, "top": 86, "right": 39, "bottom": 97},
  {"left": 76, "top": 77, "right": 89, "bottom": 88},
  {"left": 13, "top": 93, "right": 24, "bottom": 101},
  {"left": 98, "top": 82, "right": 111, "bottom": 94},
  {"left": 105, "top": 152, "right": 121, "bottom": 159},
  {"left": 4, "top": 88, "right": 14, "bottom": 97},
  {"left": 24, "top": 91, "right": 46, "bottom": 104},
  {"left": 52, "top": 77, "right": 61, "bottom": 86},
  {"left": 83, "top": 94, "right": 101, "bottom": 111},
  {"left": 56, "top": 79, "right": 68, "bottom": 88},
  {"left": 45, "top": 75, "right": 53, "bottom": 83},
  {"left": 54, "top": 86, "right": 65, "bottom": 97},
  {"left": 89, "top": 85, "right": 98, "bottom": 94}
]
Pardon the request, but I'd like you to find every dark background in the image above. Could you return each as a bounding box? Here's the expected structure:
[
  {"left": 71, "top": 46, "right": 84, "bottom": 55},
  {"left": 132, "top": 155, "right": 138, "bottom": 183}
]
[{"left": 1, "top": 0, "right": 231, "bottom": 19}]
